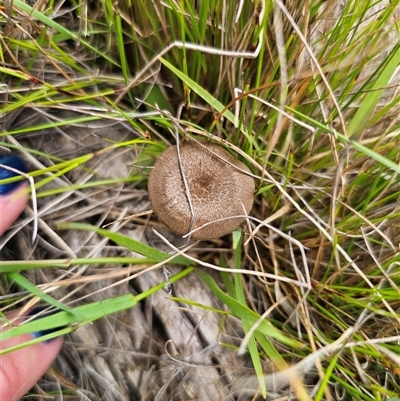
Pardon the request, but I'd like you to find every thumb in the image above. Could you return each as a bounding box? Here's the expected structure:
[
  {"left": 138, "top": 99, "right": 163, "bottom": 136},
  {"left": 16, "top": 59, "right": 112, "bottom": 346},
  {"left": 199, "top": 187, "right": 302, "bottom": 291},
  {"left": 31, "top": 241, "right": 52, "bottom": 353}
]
[{"left": 0, "top": 309, "right": 63, "bottom": 401}]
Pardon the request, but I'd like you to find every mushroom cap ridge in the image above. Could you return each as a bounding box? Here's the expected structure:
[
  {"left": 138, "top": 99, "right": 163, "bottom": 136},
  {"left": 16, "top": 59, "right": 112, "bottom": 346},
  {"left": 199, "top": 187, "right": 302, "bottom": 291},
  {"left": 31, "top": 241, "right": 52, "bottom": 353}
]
[{"left": 148, "top": 140, "right": 254, "bottom": 240}]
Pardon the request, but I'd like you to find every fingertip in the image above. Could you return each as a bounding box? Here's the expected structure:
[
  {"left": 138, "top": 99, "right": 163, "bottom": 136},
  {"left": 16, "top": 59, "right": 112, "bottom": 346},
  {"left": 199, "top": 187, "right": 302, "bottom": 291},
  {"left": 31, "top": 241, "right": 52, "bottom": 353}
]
[
  {"left": 1, "top": 335, "right": 63, "bottom": 401},
  {"left": 1, "top": 310, "right": 64, "bottom": 401}
]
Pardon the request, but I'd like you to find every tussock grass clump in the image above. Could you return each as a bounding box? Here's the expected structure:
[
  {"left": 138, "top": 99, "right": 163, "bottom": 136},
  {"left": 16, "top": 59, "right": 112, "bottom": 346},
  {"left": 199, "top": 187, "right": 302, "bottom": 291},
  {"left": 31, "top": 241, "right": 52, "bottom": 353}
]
[{"left": 1, "top": 0, "right": 399, "bottom": 400}]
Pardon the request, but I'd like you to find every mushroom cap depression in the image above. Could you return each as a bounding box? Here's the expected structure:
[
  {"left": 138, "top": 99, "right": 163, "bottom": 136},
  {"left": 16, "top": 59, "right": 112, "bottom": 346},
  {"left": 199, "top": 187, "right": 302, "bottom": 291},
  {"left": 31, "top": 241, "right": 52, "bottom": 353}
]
[{"left": 148, "top": 140, "right": 254, "bottom": 240}]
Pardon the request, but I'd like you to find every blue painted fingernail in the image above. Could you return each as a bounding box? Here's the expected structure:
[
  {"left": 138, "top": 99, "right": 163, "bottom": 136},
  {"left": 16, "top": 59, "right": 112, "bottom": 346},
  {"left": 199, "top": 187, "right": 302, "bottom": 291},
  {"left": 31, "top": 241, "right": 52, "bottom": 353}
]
[
  {"left": 0, "top": 155, "right": 27, "bottom": 195},
  {"left": 28, "top": 306, "right": 65, "bottom": 341}
]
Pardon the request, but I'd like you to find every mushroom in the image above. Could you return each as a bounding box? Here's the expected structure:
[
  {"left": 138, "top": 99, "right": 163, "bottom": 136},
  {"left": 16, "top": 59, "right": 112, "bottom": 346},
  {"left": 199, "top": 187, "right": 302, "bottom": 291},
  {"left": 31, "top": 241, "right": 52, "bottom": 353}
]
[{"left": 148, "top": 140, "right": 254, "bottom": 240}]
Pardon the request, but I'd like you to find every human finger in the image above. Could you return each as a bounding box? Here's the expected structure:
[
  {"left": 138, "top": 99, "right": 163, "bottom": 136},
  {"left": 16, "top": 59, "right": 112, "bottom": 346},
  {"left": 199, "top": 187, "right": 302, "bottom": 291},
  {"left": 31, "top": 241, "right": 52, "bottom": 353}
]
[{"left": 0, "top": 308, "right": 64, "bottom": 401}]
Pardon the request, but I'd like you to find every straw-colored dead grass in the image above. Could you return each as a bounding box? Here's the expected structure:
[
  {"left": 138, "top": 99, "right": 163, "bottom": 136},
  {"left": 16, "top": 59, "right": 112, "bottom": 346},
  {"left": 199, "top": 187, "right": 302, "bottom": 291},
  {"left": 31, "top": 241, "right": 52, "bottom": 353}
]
[{"left": 1, "top": 0, "right": 399, "bottom": 400}]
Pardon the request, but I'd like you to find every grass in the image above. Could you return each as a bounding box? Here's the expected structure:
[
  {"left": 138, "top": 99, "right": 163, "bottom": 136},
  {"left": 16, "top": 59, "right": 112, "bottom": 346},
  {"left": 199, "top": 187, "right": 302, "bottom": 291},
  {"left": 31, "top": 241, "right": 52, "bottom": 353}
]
[{"left": 1, "top": 0, "right": 399, "bottom": 400}]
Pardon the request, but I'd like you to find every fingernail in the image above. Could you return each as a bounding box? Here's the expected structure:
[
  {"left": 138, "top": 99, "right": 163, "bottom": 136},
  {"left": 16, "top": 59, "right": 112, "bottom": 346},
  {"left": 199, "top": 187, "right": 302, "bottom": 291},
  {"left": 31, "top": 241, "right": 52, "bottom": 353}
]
[
  {"left": 27, "top": 306, "right": 65, "bottom": 341},
  {"left": 0, "top": 155, "right": 28, "bottom": 195}
]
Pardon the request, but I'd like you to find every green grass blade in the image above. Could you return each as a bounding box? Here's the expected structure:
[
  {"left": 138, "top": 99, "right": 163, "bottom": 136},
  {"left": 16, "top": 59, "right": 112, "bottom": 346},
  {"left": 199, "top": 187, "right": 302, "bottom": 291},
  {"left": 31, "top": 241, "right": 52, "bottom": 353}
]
[
  {"left": 12, "top": 0, "right": 118, "bottom": 66},
  {"left": 159, "top": 57, "right": 236, "bottom": 123},
  {"left": 347, "top": 43, "right": 400, "bottom": 137},
  {"left": 232, "top": 232, "right": 266, "bottom": 397},
  {"left": 196, "top": 269, "right": 302, "bottom": 349},
  {"left": 286, "top": 107, "right": 400, "bottom": 174},
  {"left": 1, "top": 267, "right": 193, "bottom": 350},
  {"left": 57, "top": 222, "right": 192, "bottom": 266},
  {"left": 0, "top": 293, "right": 136, "bottom": 345},
  {"left": 7, "top": 272, "right": 82, "bottom": 318}
]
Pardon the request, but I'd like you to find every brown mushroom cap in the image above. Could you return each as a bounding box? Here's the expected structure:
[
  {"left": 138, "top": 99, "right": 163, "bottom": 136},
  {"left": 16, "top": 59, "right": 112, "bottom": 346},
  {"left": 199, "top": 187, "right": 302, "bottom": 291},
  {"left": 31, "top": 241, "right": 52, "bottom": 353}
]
[{"left": 148, "top": 140, "right": 254, "bottom": 240}]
